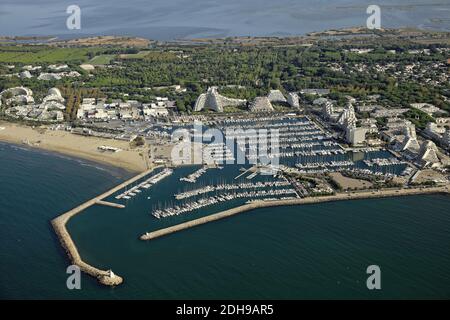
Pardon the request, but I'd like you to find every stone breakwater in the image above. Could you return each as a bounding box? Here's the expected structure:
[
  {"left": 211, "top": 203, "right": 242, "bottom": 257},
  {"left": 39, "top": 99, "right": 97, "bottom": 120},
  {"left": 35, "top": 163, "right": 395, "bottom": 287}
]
[
  {"left": 52, "top": 166, "right": 161, "bottom": 286},
  {"left": 140, "top": 185, "right": 450, "bottom": 241}
]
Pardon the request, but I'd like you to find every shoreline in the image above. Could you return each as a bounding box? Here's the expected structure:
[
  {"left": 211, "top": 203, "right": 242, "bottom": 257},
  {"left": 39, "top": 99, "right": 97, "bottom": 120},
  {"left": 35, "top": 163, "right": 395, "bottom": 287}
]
[
  {"left": 0, "top": 121, "right": 149, "bottom": 174},
  {"left": 0, "top": 140, "right": 134, "bottom": 179},
  {"left": 3, "top": 25, "right": 449, "bottom": 43}
]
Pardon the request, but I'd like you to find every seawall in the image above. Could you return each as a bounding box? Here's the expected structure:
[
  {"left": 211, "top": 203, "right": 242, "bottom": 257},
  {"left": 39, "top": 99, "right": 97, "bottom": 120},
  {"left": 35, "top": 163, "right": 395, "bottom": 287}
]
[
  {"left": 140, "top": 185, "right": 450, "bottom": 241},
  {"left": 52, "top": 166, "right": 162, "bottom": 286}
]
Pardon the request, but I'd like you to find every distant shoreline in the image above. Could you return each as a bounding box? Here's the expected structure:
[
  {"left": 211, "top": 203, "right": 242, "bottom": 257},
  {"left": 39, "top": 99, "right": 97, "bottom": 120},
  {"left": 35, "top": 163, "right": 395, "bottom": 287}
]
[{"left": 1, "top": 26, "right": 449, "bottom": 45}]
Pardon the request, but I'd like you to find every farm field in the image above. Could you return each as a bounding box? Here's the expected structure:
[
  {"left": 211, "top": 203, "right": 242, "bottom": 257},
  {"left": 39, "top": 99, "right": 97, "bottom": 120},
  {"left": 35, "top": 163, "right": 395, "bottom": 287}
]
[
  {"left": 89, "top": 54, "right": 116, "bottom": 65},
  {"left": 0, "top": 46, "right": 96, "bottom": 63},
  {"left": 118, "top": 51, "right": 151, "bottom": 59}
]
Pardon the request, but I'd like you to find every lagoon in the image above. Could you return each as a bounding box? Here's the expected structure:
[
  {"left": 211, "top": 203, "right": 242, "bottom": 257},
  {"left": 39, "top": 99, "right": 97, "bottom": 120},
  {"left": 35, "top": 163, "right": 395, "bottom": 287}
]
[{"left": 1, "top": 0, "right": 449, "bottom": 40}]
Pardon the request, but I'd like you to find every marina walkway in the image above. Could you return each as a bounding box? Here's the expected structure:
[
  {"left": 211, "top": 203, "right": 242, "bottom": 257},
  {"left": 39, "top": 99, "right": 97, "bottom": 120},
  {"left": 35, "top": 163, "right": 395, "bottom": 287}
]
[{"left": 96, "top": 200, "right": 125, "bottom": 208}]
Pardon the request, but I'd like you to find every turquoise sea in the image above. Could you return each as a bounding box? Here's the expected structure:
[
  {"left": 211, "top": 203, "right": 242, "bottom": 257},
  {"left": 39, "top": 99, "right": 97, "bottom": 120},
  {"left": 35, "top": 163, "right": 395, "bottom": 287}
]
[{"left": 1, "top": 142, "right": 449, "bottom": 299}]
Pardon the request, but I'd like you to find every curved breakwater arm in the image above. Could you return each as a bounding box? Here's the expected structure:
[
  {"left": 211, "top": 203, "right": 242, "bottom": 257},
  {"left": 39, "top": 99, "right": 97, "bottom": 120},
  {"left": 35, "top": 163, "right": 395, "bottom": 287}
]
[{"left": 51, "top": 166, "right": 162, "bottom": 286}]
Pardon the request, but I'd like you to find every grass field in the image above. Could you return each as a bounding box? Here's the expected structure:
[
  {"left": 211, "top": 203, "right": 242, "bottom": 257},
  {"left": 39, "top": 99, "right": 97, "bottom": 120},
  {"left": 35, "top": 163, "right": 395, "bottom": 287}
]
[
  {"left": 89, "top": 54, "right": 116, "bottom": 65},
  {"left": 118, "top": 50, "right": 179, "bottom": 61},
  {"left": 0, "top": 46, "right": 96, "bottom": 63}
]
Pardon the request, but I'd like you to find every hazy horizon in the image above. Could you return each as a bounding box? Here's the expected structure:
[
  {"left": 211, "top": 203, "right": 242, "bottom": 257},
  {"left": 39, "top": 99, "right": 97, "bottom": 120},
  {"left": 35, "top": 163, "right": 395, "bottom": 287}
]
[{"left": 1, "top": 0, "right": 449, "bottom": 40}]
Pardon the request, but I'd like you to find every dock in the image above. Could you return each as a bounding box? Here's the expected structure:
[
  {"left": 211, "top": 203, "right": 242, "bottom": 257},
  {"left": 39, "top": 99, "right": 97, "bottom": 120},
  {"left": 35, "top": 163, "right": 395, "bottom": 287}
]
[
  {"left": 246, "top": 172, "right": 258, "bottom": 179},
  {"left": 115, "top": 168, "right": 173, "bottom": 200},
  {"left": 96, "top": 200, "right": 125, "bottom": 208},
  {"left": 234, "top": 166, "right": 255, "bottom": 179},
  {"left": 51, "top": 166, "right": 162, "bottom": 286}
]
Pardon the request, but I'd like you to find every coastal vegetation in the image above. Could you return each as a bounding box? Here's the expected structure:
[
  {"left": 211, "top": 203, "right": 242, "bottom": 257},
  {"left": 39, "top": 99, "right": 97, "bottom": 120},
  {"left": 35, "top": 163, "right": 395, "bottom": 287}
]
[
  {"left": 404, "top": 108, "right": 436, "bottom": 129},
  {"left": 130, "top": 136, "right": 146, "bottom": 148},
  {"left": 0, "top": 32, "right": 449, "bottom": 117}
]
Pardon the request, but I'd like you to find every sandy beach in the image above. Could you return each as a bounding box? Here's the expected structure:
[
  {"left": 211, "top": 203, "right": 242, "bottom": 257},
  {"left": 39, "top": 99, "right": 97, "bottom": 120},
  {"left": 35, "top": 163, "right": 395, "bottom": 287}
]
[{"left": 0, "top": 121, "right": 149, "bottom": 173}]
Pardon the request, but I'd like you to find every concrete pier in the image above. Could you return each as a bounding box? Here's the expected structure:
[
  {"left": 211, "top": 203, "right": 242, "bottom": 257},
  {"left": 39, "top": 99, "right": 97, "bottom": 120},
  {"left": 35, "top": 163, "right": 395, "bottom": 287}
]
[
  {"left": 96, "top": 200, "right": 125, "bottom": 208},
  {"left": 51, "top": 166, "right": 162, "bottom": 286},
  {"left": 140, "top": 185, "right": 450, "bottom": 241},
  {"left": 235, "top": 167, "right": 252, "bottom": 179}
]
